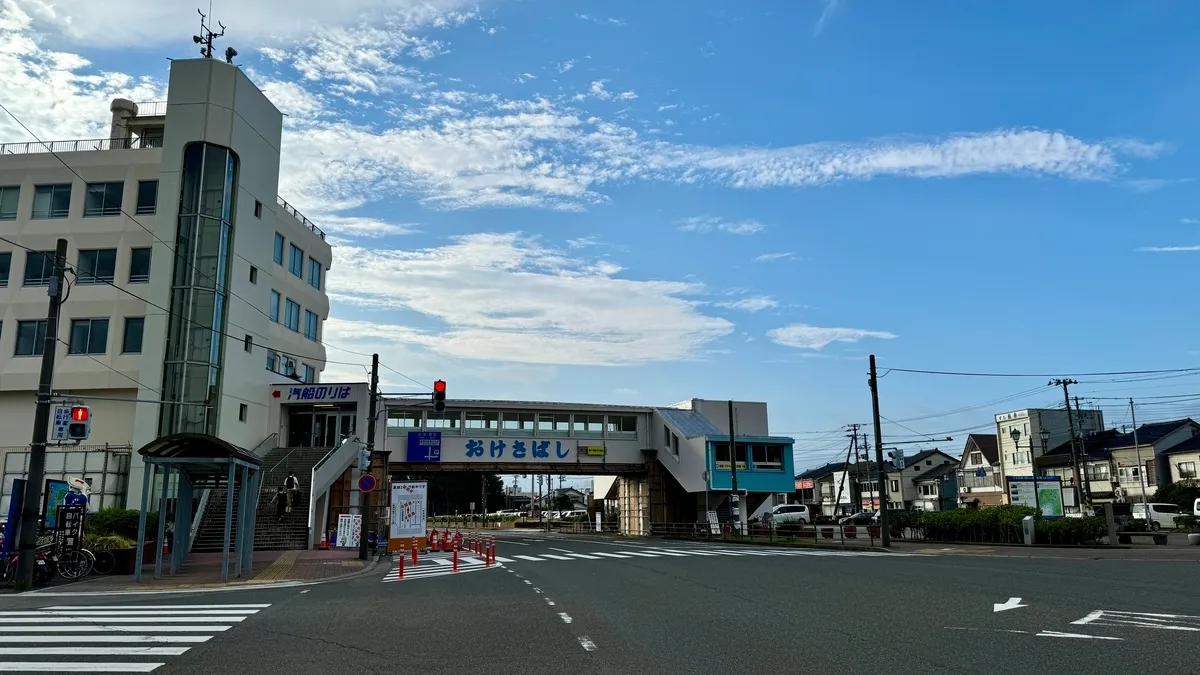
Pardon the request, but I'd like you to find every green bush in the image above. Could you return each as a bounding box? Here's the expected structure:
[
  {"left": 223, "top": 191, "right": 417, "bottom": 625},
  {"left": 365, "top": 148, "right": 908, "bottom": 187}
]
[
  {"left": 84, "top": 533, "right": 137, "bottom": 551},
  {"left": 1173, "top": 515, "right": 1200, "bottom": 532},
  {"left": 86, "top": 508, "right": 157, "bottom": 539},
  {"left": 914, "top": 505, "right": 1038, "bottom": 544},
  {"left": 1035, "top": 516, "right": 1106, "bottom": 545}
]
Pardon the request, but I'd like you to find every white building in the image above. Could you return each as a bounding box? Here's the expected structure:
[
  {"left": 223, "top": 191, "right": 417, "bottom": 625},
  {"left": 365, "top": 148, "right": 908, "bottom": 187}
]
[
  {"left": 994, "top": 407, "right": 1104, "bottom": 502},
  {"left": 0, "top": 57, "right": 332, "bottom": 508}
]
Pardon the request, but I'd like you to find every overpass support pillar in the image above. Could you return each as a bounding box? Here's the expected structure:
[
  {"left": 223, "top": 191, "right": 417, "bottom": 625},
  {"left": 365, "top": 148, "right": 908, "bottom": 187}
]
[{"left": 617, "top": 475, "right": 649, "bottom": 536}]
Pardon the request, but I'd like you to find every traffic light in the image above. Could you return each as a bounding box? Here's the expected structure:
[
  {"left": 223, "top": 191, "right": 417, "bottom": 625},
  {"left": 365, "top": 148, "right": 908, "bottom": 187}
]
[
  {"left": 67, "top": 406, "right": 91, "bottom": 440},
  {"left": 432, "top": 380, "right": 446, "bottom": 413}
]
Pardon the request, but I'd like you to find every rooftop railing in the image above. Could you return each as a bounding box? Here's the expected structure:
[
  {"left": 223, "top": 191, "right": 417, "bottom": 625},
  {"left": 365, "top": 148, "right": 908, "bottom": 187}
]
[
  {"left": 134, "top": 101, "right": 168, "bottom": 117},
  {"left": 277, "top": 196, "right": 326, "bottom": 240},
  {"left": 0, "top": 135, "right": 163, "bottom": 156}
]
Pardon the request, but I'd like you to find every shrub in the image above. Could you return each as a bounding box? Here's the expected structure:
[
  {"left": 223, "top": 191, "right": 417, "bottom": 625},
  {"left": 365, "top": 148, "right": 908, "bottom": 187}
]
[
  {"left": 914, "top": 505, "right": 1038, "bottom": 544},
  {"left": 86, "top": 508, "right": 157, "bottom": 539},
  {"left": 1035, "top": 516, "right": 1106, "bottom": 545},
  {"left": 1173, "top": 515, "right": 1200, "bottom": 532},
  {"left": 84, "top": 533, "right": 137, "bottom": 551}
]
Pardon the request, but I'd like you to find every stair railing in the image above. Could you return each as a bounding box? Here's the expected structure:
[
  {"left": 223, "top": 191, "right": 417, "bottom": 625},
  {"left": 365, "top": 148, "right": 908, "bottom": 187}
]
[
  {"left": 308, "top": 435, "right": 365, "bottom": 547},
  {"left": 187, "top": 487, "right": 212, "bottom": 553}
]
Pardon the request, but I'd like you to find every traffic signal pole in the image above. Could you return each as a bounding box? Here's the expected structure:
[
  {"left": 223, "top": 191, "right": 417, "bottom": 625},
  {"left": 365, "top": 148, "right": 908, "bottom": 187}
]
[
  {"left": 16, "top": 238, "right": 68, "bottom": 589},
  {"left": 359, "top": 353, "right": 378, "bottom": 561}
]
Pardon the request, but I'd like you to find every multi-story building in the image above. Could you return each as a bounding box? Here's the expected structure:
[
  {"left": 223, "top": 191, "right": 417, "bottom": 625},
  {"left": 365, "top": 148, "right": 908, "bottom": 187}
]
[
  {"left": 0, "top": 57, "right": 332, "bottom": 509},
  {"left": 994, "top": 407, "right": 1104, "bottom": 503},
  {"left": 955, "top": 434, "right": 1002, "bottom": 506},
  {"left": 884, "top": 448, "right": 959, "bottom": 509}
]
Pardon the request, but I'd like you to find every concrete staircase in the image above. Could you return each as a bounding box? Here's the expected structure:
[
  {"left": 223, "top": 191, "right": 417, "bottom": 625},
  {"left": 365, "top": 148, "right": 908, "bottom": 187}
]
[{"left": 191, "top": 446, "right": 334, "bottom": 553}]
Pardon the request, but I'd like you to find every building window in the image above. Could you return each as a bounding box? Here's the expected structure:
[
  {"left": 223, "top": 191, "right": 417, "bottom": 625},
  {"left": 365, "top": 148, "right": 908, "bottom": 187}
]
[
  {"left": 31, "top": 184, "right": 71, "bottom": 219},
  {"left": 288, "top": 244, "right": 303, "bottom": 278},
  {"left": 302, "top": 364, "right": 315, "bottom": 383},
  {"left": 249, "top": 266, "right": 258, "bottom": 284},
  {"left": 84, "top": 182, "right": 124, "bottom": 217},
  {"left": 254, "top": 200, "right": 263, "bottom": 218},
  {"left": 244, "top": 334, "right": 253, "bottom": 352},
  {"left": 538, "top": 414, "right": 571, "bottom": 432},
  {"left": 269, "top": 290, "right": 280, "bottom": 322},
  {"left": 239, "top": 404, "right": 248, "bottom": 422},
  {"left": 68, "top": 318, "right": 110, "bottom": 355},
  {"left": 388, "top": 410, "right": 421, "bottom": 428},
  {"left": 0, "top": 186, "right": 18, "bottom": 220},
  {"left": 1180, "top": 462, "right": 1197, "bottom": 479},
  {"left": 273, "top": 233, "right": 284, "bottom": 264},
  {"left": 122, "top": 317, "right": 144, "bottom": 353},
  {"left": 751, "top": 444, "right": 783, "bottom": 469},
  {"left": 889, "top": 479, "right": 899, "bottom": 492},
  {"left": 572, "top": 414, "right": 604, "bottom": 435},
  {"left": 77, "top": 249, "right": 117, "bottom": 284},
  {"left": 14, "top": 319, "right": 47, "bottom": 356},
  {"left": 304, "top": 310, "right": 318, "bottom": 340},
  {"left": 281, "top": 355, "right": 297, "bottom": 378},
  {"left": 308, "top": 258, "right": 322, "bottom": 290},
  {"left": 284, "top": 299, "right": 300, "bottom": 331},
  {"left": 266, "top": 350, "right": 278, "bottom": 372},
  {"left": 0, "top": 251, "right": 10, "bottom": 287},
  {"left": 663, "top": 425, "right": 671, "bottom": 447},
  {"left": 128, "top": 247, "right": 152, "bottom": 283},
  {"left": 23, "top": 250, "right": 55, "bottom": 286},
  {"left": 605, "top": 415, "right": 637, "bottom": 436},
  {"left": 135, "top": 180, "right": 158, "bottom": 215}
]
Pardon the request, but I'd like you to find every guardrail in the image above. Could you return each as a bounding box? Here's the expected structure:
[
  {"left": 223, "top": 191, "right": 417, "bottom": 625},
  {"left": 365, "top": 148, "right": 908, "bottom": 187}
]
[
  {"left": 0, "top": 136, "right": 162, "bottom": 155},
  {"left": 277, "top": 196, "right": 325, "bottom": 240},
  {"left": 134, "top": 101, "right": 167, "bottom": 117},
  {"left": 649, "top": 521, "right": 884, "bottom": 547},
  {"left": 308, "top": 436, "right": 364, "bottom": 543}
]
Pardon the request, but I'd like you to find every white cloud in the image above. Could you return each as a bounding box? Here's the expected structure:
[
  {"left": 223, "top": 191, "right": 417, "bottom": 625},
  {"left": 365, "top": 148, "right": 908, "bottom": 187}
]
[
  {"left": 754, "top": 252, "right": 795, "bottom": 262},
  {"left": 679, "top": 216, "right": 764, "bottom": 235},
  {"left": 1181, "top": 218, "right": 1197, "bottom": 224},
  {"left": 11, "top": 0, "right": 476, "bottom": 47},
  {"left": 515, "top": 72, "right": 537, "bottom": 83},
  {"left": 658, "top": 104, "right": 677, "bottom": 112},
  {"left": 324, "top": 233, "right": 734, "bottom": 366},
  {"left": 718, "top": 296, "right": 778, "bottom": 312},
  {"left": 1138, "top": 245, "right": 1200, "bottom": 252},
  {"left": 767, "top": 324, "right": 896, "bottom": 350},
  {"left": 814, "top": 0, "right": 844, "bottom": 36},
  {"left": 557, "top": 60, "right": 576, "bottom": 73}
]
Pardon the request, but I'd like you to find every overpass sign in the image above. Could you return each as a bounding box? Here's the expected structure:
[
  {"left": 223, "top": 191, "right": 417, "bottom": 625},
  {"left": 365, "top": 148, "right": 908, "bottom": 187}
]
[{"left": 407, "top": 432, "right": 442, "bottom": 462}]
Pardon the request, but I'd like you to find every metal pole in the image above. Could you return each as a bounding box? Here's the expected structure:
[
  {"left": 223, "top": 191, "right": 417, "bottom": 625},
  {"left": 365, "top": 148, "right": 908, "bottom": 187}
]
[
  {"left": 481, "top": 474, "right": 487, "bottom": 530},
  {"left": 15, "top": 238, "right": 67, "bottom": 589},
  {"left": 1130, "top": 399, "right": 1150, "bottom": 519},
  {"left": 868, "top": 355, "right": 890, "bottom": 548},
  {"left": 360, "top": 354, "right": 378, "bottom": 560},
  {"left": 727, "top": 400, "right": 740, "bottom": 534},
  {"left": 154, "top": 466, "right": 169, "bottom": 579}
]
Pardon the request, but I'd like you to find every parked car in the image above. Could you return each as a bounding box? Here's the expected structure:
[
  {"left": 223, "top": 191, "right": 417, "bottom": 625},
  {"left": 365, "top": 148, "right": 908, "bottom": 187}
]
[
  {"left": 838, "top": 511, "right": 880, "bottom": 526},
  {"left": 768, "top": 504, "right": 812, "bottom": 524},
  {"left": 1132, "top": 502, "right": 1181, "bottom": 530}
]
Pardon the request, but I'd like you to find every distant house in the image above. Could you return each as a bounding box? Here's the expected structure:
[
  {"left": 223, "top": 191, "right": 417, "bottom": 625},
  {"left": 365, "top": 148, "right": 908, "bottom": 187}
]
[
  {"left": 910, "top": 463, "right": 960, "bottom": 511},
  {"left": 884, "top": 449, "right": 958, "bottom": 509},
  {"left": 956, "top": 434, "right": 1002, "bottom": 506}
]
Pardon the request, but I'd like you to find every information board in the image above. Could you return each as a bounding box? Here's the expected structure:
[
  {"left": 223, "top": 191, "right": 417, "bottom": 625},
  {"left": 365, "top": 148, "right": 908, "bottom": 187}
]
[
  {"left": 406, "top": 432, "right": 442, "bottom": 462},
  {"left": 1007, "top": 476, "right": 1065, "bottom": 518},
  {"left": 390, "top": 480, "right": 428, "bottom": 539}
]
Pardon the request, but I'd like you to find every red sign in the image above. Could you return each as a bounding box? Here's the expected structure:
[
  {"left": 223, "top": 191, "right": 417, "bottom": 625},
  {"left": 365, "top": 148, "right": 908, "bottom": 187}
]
[
  {"left": 795, "top": 478, "right": 814, "bottom": 490},
  {"left": 357, "top": 474, "right": 377, "bottom": 493}
]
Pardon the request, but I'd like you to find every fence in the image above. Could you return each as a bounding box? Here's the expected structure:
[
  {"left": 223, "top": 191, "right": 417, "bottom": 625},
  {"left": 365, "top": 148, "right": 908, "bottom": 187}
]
[
  {"left": 277, "top": 196, "right": 326, "bottom": 240},
  {"left": 649, "top": 522, "right": 882, "bottom": 547},
  {"left": 0, "top": 136, "right": 162, "bottom": 155}
]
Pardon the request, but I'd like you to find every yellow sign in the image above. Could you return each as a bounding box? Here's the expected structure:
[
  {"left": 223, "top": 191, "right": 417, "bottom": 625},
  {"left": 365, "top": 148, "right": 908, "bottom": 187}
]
[
  {"left": 715, "top": 461, "right": 748, "bottom": 470},
  {"left": 579, "top": 445, "right": 606, "bottom": 456}
]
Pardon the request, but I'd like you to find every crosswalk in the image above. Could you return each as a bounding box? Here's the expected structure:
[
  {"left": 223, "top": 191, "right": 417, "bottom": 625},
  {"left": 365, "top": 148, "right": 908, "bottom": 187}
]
[
  {"left": 492, "top": 546, "right": 912, "bottom": 564},
  {"left": 381, "top": 552, "right": 500, "bottom": 583},
  {"left": 0, "top": 603, "right": 269, "bottom": 672}
]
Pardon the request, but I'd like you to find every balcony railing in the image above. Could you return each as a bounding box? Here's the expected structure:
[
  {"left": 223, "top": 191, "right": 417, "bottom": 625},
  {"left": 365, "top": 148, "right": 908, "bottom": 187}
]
[
  {"left": 277, "top": 196, "right": 326, "bottom": 240},
  {"left": 134, "top": 101, "right": 167, "bottom": 117},
  {"left": 0, "top": 136, "right": 163, "bottom": 156}
]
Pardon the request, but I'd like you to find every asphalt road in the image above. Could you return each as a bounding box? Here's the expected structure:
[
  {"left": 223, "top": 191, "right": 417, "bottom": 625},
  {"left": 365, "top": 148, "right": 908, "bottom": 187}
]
[{"left": 2, "top": 531, "right": 1197, "bottom": 674}]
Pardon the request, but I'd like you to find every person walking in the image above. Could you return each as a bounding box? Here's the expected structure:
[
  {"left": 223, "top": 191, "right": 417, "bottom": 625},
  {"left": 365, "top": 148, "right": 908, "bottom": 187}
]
[
  {"left": 271, "top": 487, "right": 288, "bottom": 522},
  {"left": 284, "top": 472, "right": 300, "bottom": 513}
]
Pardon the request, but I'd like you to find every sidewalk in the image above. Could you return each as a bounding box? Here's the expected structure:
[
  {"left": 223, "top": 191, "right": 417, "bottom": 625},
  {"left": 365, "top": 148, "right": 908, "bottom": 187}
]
[
  {"left": 28, "top": 549, "right": 376, "bottom": 593},
  {"left": 890, "top": 537, "right": 1200, "bottom": 560}
]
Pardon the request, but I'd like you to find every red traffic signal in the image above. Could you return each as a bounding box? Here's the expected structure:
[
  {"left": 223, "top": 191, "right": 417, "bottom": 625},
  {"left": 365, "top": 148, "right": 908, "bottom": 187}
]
[
  {"left": 71, "top": 406, "right": 90, "bottom": 422},
  {"left": 433, "top": 380, "right": 446, "bottom": 393}
]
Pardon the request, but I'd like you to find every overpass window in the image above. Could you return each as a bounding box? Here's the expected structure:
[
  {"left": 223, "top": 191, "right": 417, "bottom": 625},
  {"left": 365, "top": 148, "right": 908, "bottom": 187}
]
[
  {"left": 752, "top": 444, "right": 783, "bottom": 469},
  {"left": 466, "top": 411, "right": 500, "bottom": 431},
  {"left": 715, "top": 443, "right": 748, "bottom": 466},
  {"left": 538, "top": 413, "right": 570, "bottom": 432},
  {"left": 387, "top": 410, "right": 420, "bottom": 428},
  {"left": 573, "top": 414, "right": 604, "bottom": 435},
  {"left": 502, "top": 412, "right": 535, "bottom": 434},
  {"left": 426, "top": 411, "right": 461, "bottom": 431},
  {"left": 606, "top": 415, "right": 637, "bottom": 437}
]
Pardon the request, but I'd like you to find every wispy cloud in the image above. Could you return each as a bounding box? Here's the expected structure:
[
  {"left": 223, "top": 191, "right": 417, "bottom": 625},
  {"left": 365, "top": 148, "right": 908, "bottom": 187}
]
[
  {"left": 1138, "top": 245, "right": 1200, "bottom": 252},
  {"left": 679, "top": 216, "right": 764, "bottom": 235},
  {"left": 1182, "top": 218, "right": 1198, "bottom": 224},
  {"left": 717, "top": 296, "right": 778, "bottom": 312},
  {"left": 814, "top": 0, "right": 844, "bottom": 36},
  {"left": 577, "top": 14, "right": 625, "bottom": 27},
  {"left": 768, "top": 324, "right": 896, "bottom": 350},
  {"left": 1123, "top": 178, "right": 1190, "bottom": 193},
  {"left": 754, "top": 252, "right": 795, "bottom": 262},
  {"left": 557, "top": 60, "right": 576, "bottom": 73}
]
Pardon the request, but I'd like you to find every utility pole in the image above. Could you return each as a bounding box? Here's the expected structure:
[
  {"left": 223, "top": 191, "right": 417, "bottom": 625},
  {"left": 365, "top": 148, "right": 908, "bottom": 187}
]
[
  {"left": 868, "top": 355, "right": 890, "bottom": 548},
  {"left": 727, "top": 400, "right": 740, "bottom": 534},
  {"left": 358, "top": 353, "right": 378, "bottom": 560},
  {"left": 1129, "top": 399, "right": 1150, "bottom": 518},
  {"left": 481, "top": 474, "right": 487, "bottom": 529},
  {"left": 1074, "top": 396, "right": 1093, "bottom": 505},
  {"left": 863, "top": 432, "right": 873, "bottom": 509},
  {"left": 16, "top": 239, "right": 68, "bottom": 589},
  {"left": 848, "top": 425, "right": 861, "bottom": 510},
  {"left": 1050, "top": 378, "right": 1085, "bottom": 513}
]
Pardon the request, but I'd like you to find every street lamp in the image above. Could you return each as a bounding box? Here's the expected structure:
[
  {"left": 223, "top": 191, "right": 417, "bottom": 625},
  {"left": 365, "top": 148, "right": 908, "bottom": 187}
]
[{"left": 1009, "top": 428, "right": 1042, "bottom": 515}]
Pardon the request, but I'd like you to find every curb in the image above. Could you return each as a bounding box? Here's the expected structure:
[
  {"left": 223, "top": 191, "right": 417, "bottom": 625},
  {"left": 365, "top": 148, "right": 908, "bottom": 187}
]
[{"left": 10, "top": 554, "right": 384, "bottom": 599}]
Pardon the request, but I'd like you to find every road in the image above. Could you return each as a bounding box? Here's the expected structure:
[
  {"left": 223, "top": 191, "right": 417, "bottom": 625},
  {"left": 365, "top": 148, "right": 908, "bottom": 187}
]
[{"left": 2, "top": 531, "right": 1198, "bottom": 673}]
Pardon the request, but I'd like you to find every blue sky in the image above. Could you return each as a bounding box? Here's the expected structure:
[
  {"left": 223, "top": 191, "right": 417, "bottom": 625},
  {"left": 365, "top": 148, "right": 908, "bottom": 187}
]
[{"left": 3, "top": 0, "right": 1200, "bottom": 474}]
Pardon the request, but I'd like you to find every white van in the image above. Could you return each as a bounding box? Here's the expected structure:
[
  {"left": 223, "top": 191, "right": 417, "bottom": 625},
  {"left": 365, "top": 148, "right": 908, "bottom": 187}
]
[
  {"left": 1194, "top": 498, "right": 1200, "bottom": 517},
  {"left": 1131, "top": 502, "right": 1181, "bottom": 530},
  {"left": 768, "top": 504, "right": 813, "bottom": 524}
]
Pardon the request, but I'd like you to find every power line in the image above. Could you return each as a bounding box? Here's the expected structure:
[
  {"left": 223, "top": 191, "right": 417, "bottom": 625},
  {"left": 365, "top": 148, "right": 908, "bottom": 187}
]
[{"left": 881, "top": 365, "right": 1200, "bottom": 378}]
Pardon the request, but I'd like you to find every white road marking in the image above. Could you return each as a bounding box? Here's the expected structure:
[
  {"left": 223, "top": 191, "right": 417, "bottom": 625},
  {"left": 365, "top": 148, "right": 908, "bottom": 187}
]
[
  {"left": 614, "top": 551, "right": 660, "bottom": 558},
  {"left": 0, "top": 610, "right": 257, "bottom": 617},
  {"left": 0, "top": 636, "right": 212, "bottom": 644},
  {"left": 1037, "top": 631, "right": 1122, "bottom": 640},
  {"left": 0, "top": 617, "right": 245, "bottom": 624},
  {"left": 495, "top": 556, "right": 515, "bottom": 563},
  {"left": 514, "top": 555, "right": 544, "bottom": 562},
  {"left": 558, "top": 613, "right": 573, "bottom": 624},
  {"left": 545, "top": 599, "right": 555, "bottom": 606},
  {"left": 2, "top": 626, "right": 231, "bottom": 633},
  {"left": 993, "top": 598, "right": 1027, "bottom": 613},
  {"left": 40, "top": 605, "right": 269, "bottom": 610},
  {"left": 540, "top": 554, "right": 573, "bottom": 561},
  {"left": 0, "top": 647, "right": 190, "bottom": 656},
  {"left": 566, "top": 553, "right": 600, "bottom": 560},
  {"left": 0, "top": 662, "right": 163, "bottom": 672},
  {"left": 577, "top": 636, "right": 598, "bottom": 652},
  {"left": 591, "top": 552, "right": 631, "bottom": 559},
  {"left": 1071, "top": 610, "right": 1200, "bottom": 632},
  {"left": 548, "top": 548, "right": 575, "bottom": 554}
]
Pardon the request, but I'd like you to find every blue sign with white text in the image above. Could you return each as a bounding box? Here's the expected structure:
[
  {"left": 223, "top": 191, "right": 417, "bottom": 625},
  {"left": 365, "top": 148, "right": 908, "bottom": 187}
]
[{"left": 407, "top": 431, "right": 443, "bottom": 462}]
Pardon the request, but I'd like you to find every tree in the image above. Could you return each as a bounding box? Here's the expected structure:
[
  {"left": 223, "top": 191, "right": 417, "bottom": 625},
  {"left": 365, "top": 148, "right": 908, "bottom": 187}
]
[
  {"left": 1152, "top": 480, "right": 1200, "bottom": 511},
  {"left": 552, "top": 494, "right": 574, "bottom": 511}
]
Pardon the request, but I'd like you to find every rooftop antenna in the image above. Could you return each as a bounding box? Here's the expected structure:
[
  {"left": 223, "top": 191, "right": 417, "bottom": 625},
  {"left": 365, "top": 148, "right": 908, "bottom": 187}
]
[{"left": 192, "top": 8, "right": 229, "bottom": 61}]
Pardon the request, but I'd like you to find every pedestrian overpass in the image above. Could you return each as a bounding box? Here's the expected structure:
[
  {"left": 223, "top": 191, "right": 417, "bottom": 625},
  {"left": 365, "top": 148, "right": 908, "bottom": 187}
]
[{"left": 268, "top": 385, "right": 796, "bottom": 542}]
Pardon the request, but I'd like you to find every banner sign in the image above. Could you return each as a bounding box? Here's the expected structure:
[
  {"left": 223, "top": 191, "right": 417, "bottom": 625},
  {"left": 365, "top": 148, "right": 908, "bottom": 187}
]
[
  {"left": 336, "top": 513, "right": 362, "bottom": 548},
  {"left": 390, "top": 481, "right": 428, "bottom": 539}
]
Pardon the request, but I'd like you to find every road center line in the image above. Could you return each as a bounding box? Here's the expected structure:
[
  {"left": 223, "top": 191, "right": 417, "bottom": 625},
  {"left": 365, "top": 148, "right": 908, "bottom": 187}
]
[
  {"left": 577, "top": 636, "right": 598, "bottom": 652},
  {"left": 549, "top": 548, "right": 575, "bottom": 554},
  {"left": 558, "top": 613, "right": 573, "bottom": 624}
]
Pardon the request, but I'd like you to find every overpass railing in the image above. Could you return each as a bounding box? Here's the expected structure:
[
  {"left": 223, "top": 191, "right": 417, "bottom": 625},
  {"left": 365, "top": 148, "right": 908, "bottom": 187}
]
[{"left": 649, "top": 522, "right": 885, "bottom": 548}]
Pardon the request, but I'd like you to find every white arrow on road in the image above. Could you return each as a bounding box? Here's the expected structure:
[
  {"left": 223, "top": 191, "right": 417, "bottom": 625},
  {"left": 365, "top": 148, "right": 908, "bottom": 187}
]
[{"left": 994, "top": 597, "right": 1028, "bottom": 613}]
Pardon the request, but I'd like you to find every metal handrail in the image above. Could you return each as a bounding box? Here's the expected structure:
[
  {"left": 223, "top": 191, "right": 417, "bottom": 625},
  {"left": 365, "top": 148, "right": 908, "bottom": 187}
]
[
  {"left": 276, "top": 196, "right": 326, "bottom": 240},
  {"left": 0, "top": 136, "right": 162, "bottom": 155},
  {"left": 134, "top": 101, "right": 168, "bottom": 117}
]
